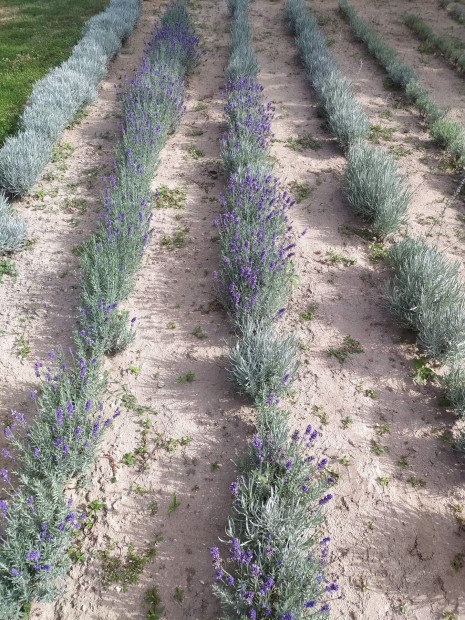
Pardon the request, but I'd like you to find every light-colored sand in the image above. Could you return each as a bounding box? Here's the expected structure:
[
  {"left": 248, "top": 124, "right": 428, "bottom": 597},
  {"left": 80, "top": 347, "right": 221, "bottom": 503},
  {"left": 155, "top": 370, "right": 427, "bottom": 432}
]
[{"left": 1, "top": 0, "right": 465, "bottom": 619}]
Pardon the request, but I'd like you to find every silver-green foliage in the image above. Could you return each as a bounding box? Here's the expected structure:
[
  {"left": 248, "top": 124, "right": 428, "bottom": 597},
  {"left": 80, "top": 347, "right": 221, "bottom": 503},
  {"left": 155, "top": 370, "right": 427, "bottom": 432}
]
[
  {"left": 340, "top": 0, "right": 465, "bottom": 165},
  {"left": 212, "top": 1, "right": 334, "bottom": 617},
  {"left": 286, "top": 0, "right": 370, "bottom": 148},
  {"left": 228, "top": 319, "right": 298, "bottom": 404},
  {"left": 404, "top": 15, "right": 465, "bottom": 74},
  {"left": 227, "top": 0, "right": 259, "bottom": 79},
  {"left": 0, "top": 0, "right": 142, "bottom": 197},
  {"left": 286, "top": 0, "right": 407, "bottom": 238},
  {"left": 212, "top": 406, "right": 332, "bottom": 620},
  {"left": 449, "top": 2, "right": 465, "bottom": 24},
  {"left": 387, "top": 238, "right": 465, "bottom": 359},
  {"left": 0, "top": 4, "right": 198, "bottom": 616},
  {"left": 346, "top": 142, "right": 410, "bottom": 237},
  {"left": 0, "top": 193, "right": 26, "bottom": 253}
]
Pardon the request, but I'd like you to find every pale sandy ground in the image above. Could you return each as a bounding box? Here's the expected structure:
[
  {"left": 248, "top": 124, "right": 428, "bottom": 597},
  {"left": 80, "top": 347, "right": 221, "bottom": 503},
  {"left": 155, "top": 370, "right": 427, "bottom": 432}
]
[{"left": 1, "top": 0, "right": 465, "bottom": 619}]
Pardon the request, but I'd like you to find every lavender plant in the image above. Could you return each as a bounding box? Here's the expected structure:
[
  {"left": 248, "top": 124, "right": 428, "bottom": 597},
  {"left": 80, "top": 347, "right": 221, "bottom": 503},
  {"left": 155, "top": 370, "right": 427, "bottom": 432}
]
[
  {"left": 285, "top": 0, "right": 369, "bottom": 148},
  {"left": 345, "top": 142, "right": 409, "bottom": 237},
  {"left": 404, "top": 15, "right": 465, "bottom": 74},
  {"left": 0, "top": 192, "right": 27, "bottom": 253},
  {"left": 340, "top": 0, "right": 465, "bottom": 166},
  {"left": 216, "top": 167, "right": 295, "bottom": 324},
  {"left": 387, "top": 238, "right": 465, "bottom": 359},
  {"left": 228, "top": 319, "right": 298, "bottom": 404},
  {"left": 0, "top": 0, "right": 141, "bottom": 197},
  {"left": 0, "top": 482, "right": 85, "bottom": 615},
  {"left": 79, "top": 3, "right": 199, "bottom": 356},
  {"left": 286, "top": 0, "right": 409, "bottom": 239},
  {"left": 212, "top": 0, "right": 335, "bottom": 617},
  {"left": 212, "top": 407, "right": 335, "bottom": 620},
  {"left": 0, "top": 4, "right": 198, "bottom": 616}
]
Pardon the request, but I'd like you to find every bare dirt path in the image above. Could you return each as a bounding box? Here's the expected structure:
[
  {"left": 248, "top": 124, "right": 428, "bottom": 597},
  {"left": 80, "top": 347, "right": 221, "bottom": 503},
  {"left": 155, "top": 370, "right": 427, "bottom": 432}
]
[
  {"left": 250, "top": 0, "right": 465, "bottom": 618},
  {"left": 33, "top": 1, "right": 251, "bottom": 618}
]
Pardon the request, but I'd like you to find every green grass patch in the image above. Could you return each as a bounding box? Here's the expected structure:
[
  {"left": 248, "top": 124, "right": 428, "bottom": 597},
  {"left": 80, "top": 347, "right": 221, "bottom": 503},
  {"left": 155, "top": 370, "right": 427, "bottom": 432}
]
[{"left": 0, "top": 0, "right": 108, "bottom": 145}]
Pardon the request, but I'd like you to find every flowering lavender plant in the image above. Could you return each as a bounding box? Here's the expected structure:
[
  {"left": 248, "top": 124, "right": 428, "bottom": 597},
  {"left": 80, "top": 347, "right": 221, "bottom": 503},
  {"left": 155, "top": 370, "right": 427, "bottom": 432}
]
[
  {"left": 78, "top": 1, "right": 199, "bottom": 356},
  {"left": 0, "top": 4, "right": 198, "bottom": 616},
  {"left": 211, "top": 406, "right": 337, "bottom": 620},
  {"left": 212, "top": 0, "right": 335, "bottom": 617},
  {"left": 216, "top": 168, "right": 295, "bottom": 324},
  {"left": 0, "top": 481, "right": 84, "bottom": 615},
  {"left": 4, "top": 349, "right": 109, "bottom": 485}
]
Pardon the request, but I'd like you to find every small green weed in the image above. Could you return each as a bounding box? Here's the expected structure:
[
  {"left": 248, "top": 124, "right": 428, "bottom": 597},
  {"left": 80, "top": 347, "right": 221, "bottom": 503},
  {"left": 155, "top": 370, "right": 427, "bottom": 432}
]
[
  {"left": 397, "top": 456, "right": 409, "bottom": 469},
  {"left": 341, "top": 416, "right": 353, "bottom": 429},
  {"left": 0, "top": 259, "right": 17, "bottom": 284},
  {"left": 378, "top": 475, "right": 390, "bottom": 487},
  {"left": 325, "top": 250, "right": 357, "bottom": 266},
  {"left": 288, "top": 180, "right": 311, "bottom": 203},
  {"left": 100, "top": 542, "right": 157, "bottom": 591},
  {"left": 368, "top": 242, "right": 388, "bottom": 262},
  {"left": 177, "top": 371, "right": 195, "bottom": 383},
  {"left": 371, "top": 439, "right": 387, "bottom": 455},
  {"left": 192, "top": 102, "right": 208, "bottom": 112},
  {"left": 369, "top": 124, "right": 395, "bottom": 143},
  {"left": 145, "top": 586, "right": 164, "bottom": 620},
  {"left": 364, "top": 388, "right": 377, "bottom": 399},
  {"left": 407, "top": 475, "right": 426, "bottom": 488},
  {"left": 312, "top": 404, "right": 329, "bottom": 425},
  {"left": 156, "top": 185, "right": 187, "bottom": 209},
  {"left": 375, "top": 423, "right": 391, "bottom": 436},
  {"left": 192, "top": 325, "right": 207, "bottom": 339},
  {"left": 452, "top": 553, "right": 464, "bottom": 571},
  {"left": 160, "top": 227, "right": 189, "bottom": 250},
  {"left": 327, "top": 335, "right": 363, "bottom": 362},
  {"left": 168, "top": 493, "right": 180, "bottom": 514},
  {"left": 300, "top": 303, "right": 318, "bottom": 321},
  {"left": 174, "top": 586, "right": 184, "bottom": 602},
  {"left": 285, "top": 133, "right": 322, "bottom": 151},
  {"left": 412, "top": 357, "right": 437, "bottom": 384},
  {"left": 123, "top": 452, "right": 137, "bottom": 466},
  {"left": 187, "top": 144, "right": 204, "bottom": 159},
  {"left": 16, "top": 335, "right": 31, "bottom": 359}
]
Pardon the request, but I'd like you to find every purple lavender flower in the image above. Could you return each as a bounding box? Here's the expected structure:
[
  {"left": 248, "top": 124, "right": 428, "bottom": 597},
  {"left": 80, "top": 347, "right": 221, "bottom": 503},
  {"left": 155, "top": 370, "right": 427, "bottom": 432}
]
[
  {"left": 0, "top": 499, "right": 8, "bottom": 516},
  {"left": 25, "top": 549, "right": 40, "bottom": 562},
  {"left": 319, "top": 494, "right": 333, "bottom": 506}
]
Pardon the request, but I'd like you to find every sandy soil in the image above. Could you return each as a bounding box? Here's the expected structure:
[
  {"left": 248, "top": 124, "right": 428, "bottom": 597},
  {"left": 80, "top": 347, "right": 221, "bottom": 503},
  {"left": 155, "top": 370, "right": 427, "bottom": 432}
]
[{"left": 1, "top": 0, "right": 465, "bottom": 619}]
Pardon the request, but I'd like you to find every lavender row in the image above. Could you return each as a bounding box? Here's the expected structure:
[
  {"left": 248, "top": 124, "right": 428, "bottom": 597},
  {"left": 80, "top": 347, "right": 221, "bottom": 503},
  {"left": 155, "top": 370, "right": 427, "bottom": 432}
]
[
  {"left": 211, "top": 1, "right": 337, "bottom": 618},
  {"left": 0, "top": 4, "right": 199, "bottom": 617}
]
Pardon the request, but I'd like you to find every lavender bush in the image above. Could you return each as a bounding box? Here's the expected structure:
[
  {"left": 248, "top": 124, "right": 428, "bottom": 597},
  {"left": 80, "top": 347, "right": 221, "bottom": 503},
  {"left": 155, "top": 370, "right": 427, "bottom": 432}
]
[
  {"left": 212, "top": 407, "right": 336, "bottom": 620},
  {"left": 0, "top": 0, "right": 141, "bottom": 197},
  {"left": 0, "top": 4, "right": 198, "bottom": 616},
  {"left": 0, "top": 192, "right": 26, "bottom": 253},
  {"left": 286, "top": 0, "right": 410, "bottom": 238},
  {"left": 211, "top": 0, "right": 336, "bottom": 617},
  {"left": 340, "top": 0, "right": 465, "bottom": 166},
  {"left": 79, "top": 4, "right": 199, "bottom": 357}
]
